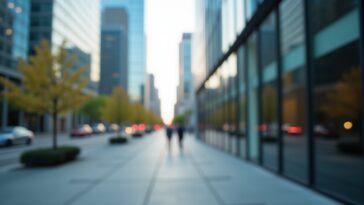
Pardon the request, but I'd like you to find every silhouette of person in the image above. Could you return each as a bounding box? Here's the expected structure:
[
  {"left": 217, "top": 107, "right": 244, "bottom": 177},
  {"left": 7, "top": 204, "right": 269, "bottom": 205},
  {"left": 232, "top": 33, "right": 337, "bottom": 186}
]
[
  {"left": 166, "top": 125, "right": 173, "bottom": 152},
  {"left": 177, "top": 124, "right": 185, "bottom": 150}
]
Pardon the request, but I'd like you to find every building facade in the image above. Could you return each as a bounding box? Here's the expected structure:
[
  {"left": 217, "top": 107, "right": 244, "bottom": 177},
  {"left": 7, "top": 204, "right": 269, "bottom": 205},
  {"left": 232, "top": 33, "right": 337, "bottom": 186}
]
[
  {"left": 175, "top": 33, "right": 195, "bottom": 126},
  {"left": 145, "top": 74, "right": 161, "bottom": 117},
  {"left": 194, "top": 0, "right": 364, "bottom": 204},
  {"left": 102, "top": 0, "right": 146, "bottom": 103},
  {"left": 99, "top": 7, "right": 128, "bottom": 95},
  {"left": 29, "top": 0, "right": 100, "bottom": 131},
  {"left": 0, "top": 0, "right": 30, "bottom": 129}
]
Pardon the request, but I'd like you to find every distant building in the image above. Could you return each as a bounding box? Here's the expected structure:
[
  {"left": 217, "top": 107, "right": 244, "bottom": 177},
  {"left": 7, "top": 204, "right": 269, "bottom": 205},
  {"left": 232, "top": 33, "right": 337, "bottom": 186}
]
[
  {"left": 28, "top": 0, "right": 100, "bottom": 132},
  {"left": 102, "top": 0, "right": 146, "bottom": 103},
  {"left": 0, "top": 0, "right": 30, "bottom": 129},
  {"left": 99, "top": 8, "right": 128, "bottom": 95},
  {"left": 175, "top": 33, "right": 194, "bottom": 127},
  {"left": 145, "top": 74, "right": 161, "bottom": 118}
]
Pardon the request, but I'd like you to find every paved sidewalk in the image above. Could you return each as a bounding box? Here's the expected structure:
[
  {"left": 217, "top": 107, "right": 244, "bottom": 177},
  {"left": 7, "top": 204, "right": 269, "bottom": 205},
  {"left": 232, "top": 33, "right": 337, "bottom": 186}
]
[{"left": 0, "top": 131, "right": 339, "bottom": 205}]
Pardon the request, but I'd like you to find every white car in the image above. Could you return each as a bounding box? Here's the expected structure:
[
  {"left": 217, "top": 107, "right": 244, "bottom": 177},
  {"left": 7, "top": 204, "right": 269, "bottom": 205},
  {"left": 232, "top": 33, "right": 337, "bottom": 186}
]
[{"left": 0, "top": 127, "right": 34, "bottom": 146}]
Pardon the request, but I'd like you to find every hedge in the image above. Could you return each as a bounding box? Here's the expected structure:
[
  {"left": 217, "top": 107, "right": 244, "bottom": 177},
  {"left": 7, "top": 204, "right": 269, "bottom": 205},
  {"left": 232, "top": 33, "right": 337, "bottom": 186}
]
[
  {"left": 20, "top": 146, "right": 80, "bottom": 167},
  {"left": 109, "top": 136, "right": 128, "bottom": 144},
  {"left": 132, "top": 132, "right": 144, "bottom": 138}
]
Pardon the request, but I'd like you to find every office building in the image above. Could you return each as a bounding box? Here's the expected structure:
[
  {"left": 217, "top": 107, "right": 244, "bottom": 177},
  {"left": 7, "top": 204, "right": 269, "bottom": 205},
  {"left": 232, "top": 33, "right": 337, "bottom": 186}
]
[
  {"left": 194, "top": 0, "right": 364, "bottom": 204},
  {"left": 175, "top": 33, "right": 195, "bottom": 126},
  {"left": 99, "top": 7, "right": 128, "bottom": 95},
  {"left": 145, "top": 74, "right": 161, "bottom": 117},
  {"left": 29, "top": 0, "right": 100, "bottom": 131},
  {"left": 102, "top": 0, "right": 146, "bottom": 103},
  {"left": 0, "top": 0, "right": 30, "bottom": 129}
]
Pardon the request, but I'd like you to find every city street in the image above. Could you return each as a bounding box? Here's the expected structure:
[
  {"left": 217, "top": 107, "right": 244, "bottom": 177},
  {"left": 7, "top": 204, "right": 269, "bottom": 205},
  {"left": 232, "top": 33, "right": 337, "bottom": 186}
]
[{"left": 0, "top": 130, "right": 339, "bottom": 205}]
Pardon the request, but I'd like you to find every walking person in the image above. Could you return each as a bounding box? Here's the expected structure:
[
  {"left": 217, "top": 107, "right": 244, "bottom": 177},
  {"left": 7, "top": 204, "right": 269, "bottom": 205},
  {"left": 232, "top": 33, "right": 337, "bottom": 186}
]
[
  {"left": 166, "top": 125, "right": 173, "bottom": 152},
  {"left": 177, "top": 124, "right": 185, "bottom": 150}
]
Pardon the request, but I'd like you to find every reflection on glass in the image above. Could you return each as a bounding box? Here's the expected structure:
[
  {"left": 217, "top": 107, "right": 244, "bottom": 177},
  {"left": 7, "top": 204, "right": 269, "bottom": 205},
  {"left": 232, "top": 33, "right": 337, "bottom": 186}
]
[
  {"left": 238, "top": 45, "right": 247, "bottom": 158},
  {"left": 247, "top": 33, "right": 259, "bottom": 162},
  {"left": 280, "top": 0, "right": 307, "bottom": 183},
  {"left": 260, "top": 12, "right": 278, "bottom": 171},
  {"left": 310, "top": 1, "right": 364, "bottom": 203}
]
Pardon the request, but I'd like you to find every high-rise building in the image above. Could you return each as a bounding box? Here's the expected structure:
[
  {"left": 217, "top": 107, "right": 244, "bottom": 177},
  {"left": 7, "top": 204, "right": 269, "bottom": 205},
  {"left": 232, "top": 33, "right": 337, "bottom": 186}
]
[
  {"left": 29, "top": 0, "right": 100, "bottom": 131},
  {"left": 102, "top": 0, "right": 146, "bottom": 103},
  {"left": 175, "top": 33, "right": 194, "bottom": 127},
  {"left": 0, "top": 0, "right": 30, "bottom": 129},
  {"left": 99, "top": 7, "right": 128, "bottom": 95},
  {"left": 194, "top": 0, "right": 364, "bottom": 204},
  {"left": 145, "top": 74, "right": 161, "bottom": 117}
]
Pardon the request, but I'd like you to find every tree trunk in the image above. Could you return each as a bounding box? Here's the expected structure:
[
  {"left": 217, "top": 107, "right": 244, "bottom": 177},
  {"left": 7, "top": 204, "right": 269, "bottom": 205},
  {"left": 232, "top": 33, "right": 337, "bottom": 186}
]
[{"left": 52, "top": 99, "right": 58, "bottom": 149}]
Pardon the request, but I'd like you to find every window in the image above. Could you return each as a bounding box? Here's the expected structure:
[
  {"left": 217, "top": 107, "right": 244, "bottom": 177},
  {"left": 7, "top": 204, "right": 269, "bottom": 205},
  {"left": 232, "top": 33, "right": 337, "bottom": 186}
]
[
  {"left": 279, "top": 0, "right": 307, "bottom": 183},
  {"left": 309, "top": 1, "right": 364, "bottom": 203},
  {"left": 260, "top": 12, "right": 278, "bottom": 171},
  {"left": 247, "top": 33, "right": 259, "bottom": 162}
]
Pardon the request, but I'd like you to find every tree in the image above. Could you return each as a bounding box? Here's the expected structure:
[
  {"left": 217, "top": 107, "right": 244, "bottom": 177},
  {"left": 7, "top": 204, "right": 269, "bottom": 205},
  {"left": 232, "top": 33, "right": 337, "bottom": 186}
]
[
  {"left": 79, "top": 95, "right": 106, "bottom": 122},
  {"left": 0, "top": 40, "right": 89, "bottom": 149},
  {"left": 131, "top": 103, "right": 147, "bottom": 124},
  {"left": 101, "top": 86, "right": 131, "bottom": 125}
]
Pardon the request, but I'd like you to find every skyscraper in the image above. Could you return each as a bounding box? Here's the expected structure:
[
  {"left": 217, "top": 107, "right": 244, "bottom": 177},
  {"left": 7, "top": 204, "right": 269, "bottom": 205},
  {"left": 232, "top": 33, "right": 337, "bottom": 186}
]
[
  {"left": 102, "top": 0, "right": 145, "bottom": 103},
  {"left": 145, "top": 74, "right": 161, "bottom": 118},
  {"left": 0, "top": 0, "right": 30, "bottom": 129},
  {"left": 175, "top": 33, "right": 194, "bottom": 126},
  {"left": 99, "top": 7, "right": 128, "bottom": 95},
  {"left": 29, "top": 0, "right": 100, "bottom": 131}
]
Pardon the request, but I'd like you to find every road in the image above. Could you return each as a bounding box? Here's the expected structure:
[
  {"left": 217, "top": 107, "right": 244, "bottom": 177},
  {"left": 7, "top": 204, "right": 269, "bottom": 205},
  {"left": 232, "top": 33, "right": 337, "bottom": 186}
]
[{"left": 0, "top": 132, "right": 115, "bottom": 168}]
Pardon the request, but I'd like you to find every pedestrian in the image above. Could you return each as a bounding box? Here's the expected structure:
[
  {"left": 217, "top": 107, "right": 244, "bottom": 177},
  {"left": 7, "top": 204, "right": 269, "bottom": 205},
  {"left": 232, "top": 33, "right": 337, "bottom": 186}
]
[
  {"left": 177, "top": 124, "right": 185, "bottom": 150},
  {"left": 166, "top": 125, "right": 173, "bottom": 152}
]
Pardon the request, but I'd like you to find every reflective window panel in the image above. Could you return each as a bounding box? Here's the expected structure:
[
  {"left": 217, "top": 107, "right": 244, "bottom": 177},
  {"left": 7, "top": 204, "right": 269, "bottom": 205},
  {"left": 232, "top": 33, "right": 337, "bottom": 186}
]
[
  {"left": 279, "top": 0, "right": 308, "bottom": 183},
  {"left": 260, "top": 12, "right": 278, "bottom": 171},
  {"left": 309, "top": 0, "right": 364, "bottom": 203}
]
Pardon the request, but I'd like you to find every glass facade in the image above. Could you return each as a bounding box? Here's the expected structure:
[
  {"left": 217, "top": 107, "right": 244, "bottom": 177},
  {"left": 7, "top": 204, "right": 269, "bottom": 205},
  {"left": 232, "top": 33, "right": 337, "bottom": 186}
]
[
  {"left": 0, "top": 0, "right": 30, "bottom": 129},
  {"left": 194, "top": 0, "right": 364, "bottom": 204},
  {"left": 308, "top": 0, "right": 363, "bottom": 203},
  {"left": 0, "top": 0, "right": 30, "bottom": 71},
  {"left": 30, "top": 0, "right": 100, "bottom": 86},
  {"left": 28, "top": 0, "right": 100, "bottom": 131},
  {"left": 102, "top": 0, "right": 145, "bottom": 102}
]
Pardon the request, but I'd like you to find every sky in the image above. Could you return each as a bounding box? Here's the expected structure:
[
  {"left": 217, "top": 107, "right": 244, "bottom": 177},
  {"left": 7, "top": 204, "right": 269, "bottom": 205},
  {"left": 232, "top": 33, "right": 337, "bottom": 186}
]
[{"left": 102, "top": 0, "right": 195, "bottom": 124}]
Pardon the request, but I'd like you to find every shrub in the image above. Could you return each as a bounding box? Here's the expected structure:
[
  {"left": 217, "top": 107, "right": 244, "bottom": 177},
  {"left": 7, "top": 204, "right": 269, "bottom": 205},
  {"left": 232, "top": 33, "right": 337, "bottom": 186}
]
[
  {"left": 132, "top": 132, "right": 143, "bottom": 138},
  {"left": 109, "top": 136, "right": 128, "bottom": 144},
  {"left": 20, "top": 146, "right": 80, "bottom": 167},
  {"left": 336, "top": 142, "right": 363, "bottom": 155}
]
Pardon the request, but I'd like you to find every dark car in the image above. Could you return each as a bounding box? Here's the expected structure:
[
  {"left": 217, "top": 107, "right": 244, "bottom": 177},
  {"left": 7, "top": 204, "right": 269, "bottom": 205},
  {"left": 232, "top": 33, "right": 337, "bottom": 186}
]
[
  {"left": 70, "top": 124, "right": 92, "bottom": 137},
  {"left": 0, "top": 127, "right": 34, "bottom": 146}
]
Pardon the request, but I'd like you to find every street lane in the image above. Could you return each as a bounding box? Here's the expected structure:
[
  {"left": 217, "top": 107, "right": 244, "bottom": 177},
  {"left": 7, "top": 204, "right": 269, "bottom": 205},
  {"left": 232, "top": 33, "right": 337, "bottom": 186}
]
[{"left": 0, "top": 132, "right": 116, "bottom": 167}]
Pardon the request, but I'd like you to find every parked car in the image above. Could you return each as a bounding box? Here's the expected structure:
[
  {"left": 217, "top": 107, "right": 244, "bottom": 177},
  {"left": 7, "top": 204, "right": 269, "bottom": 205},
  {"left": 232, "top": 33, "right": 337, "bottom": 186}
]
[
  {"left": 314, "top": 124, "right": 339, "bottom": 138},
  {"left": 106, "top": 124, "right": 119, "bottom": 132},
  {"left": 70, "top": 124, "right": 92, "bottom": 137},
  {"left": 92, "top": 123, "right": 106, "bottom": 134},
  {"left": 0, "top": 126, "right": 34, "bottom": 146}
]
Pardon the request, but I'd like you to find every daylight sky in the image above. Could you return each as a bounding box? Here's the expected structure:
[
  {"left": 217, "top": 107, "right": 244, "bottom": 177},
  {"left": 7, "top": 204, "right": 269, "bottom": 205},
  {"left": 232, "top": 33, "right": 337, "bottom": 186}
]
[{"left": 101, "top": 0, "right": 195, "bottom": 124}]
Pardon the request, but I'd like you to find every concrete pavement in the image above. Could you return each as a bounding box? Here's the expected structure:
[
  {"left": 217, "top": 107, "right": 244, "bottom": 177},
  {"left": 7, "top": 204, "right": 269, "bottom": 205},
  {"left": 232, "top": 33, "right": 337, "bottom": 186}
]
[{"left": 0, "top": 131, "right": 340, "bottom": 205}]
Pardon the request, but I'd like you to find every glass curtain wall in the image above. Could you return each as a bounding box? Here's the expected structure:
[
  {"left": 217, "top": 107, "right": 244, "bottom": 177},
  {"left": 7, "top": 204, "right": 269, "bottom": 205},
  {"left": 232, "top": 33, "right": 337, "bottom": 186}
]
[
  {"left": 247, "top": 33, "right": 260, "bottom": 162},
  {"left": 227, "top": 54, "right": 238, "bottom": 154},
  {"left": 308, "top": 0, "right": 364, "bottom": 203},
  {"left": 259, "top": 12, "right": 279, "bottom": 171},
  {"left": 279, "top": 0, "right": 308, "bottom": 183},
  {"left": 238, "top": 45, "right": 247, "bottom": 158}
]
